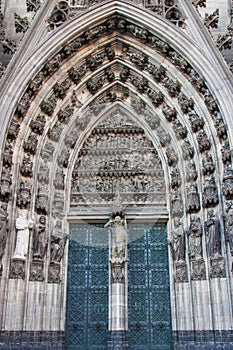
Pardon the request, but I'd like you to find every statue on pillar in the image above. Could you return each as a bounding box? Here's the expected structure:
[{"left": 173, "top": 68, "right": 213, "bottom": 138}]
[
  {"left": 204, "top": 209, "right": 221, "bottom": 258},
  {"left": 168, "top": 218, "right": 185, "bottom": 262},
  {"left": 13, "top": 210, "right": 34, "bottom": 261},
  {"left": 105, "top": 214, "right": 127, "bottom": 262}
]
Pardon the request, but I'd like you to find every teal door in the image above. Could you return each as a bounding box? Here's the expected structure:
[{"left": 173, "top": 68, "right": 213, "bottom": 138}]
[
  {"left": 128, "top": 222, "right": 172, "bottom": 350},
  {"left": 65, "top": 223, "right": 109, "bottom": 350}
]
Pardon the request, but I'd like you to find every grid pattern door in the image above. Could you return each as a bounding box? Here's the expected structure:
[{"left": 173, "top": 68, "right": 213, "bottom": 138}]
[
  {"left": 128, "top": 222, "right": 172, "bottom": 350},
  {"left": 65, "top": 223, "right": 109, "bottom": 350}
]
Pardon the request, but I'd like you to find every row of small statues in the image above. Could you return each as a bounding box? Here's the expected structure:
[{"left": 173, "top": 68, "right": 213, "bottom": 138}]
[{"left": 169, "top": 209, "right": 233, "bottom": 262}]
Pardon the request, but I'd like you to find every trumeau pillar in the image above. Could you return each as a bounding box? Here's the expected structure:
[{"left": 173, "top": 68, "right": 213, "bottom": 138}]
[
  {"left": 105, "top": 215, "right": 128, "bottom": 349},
  {"left": 0, "top": 1, "right": 232, "bottom": 348}
]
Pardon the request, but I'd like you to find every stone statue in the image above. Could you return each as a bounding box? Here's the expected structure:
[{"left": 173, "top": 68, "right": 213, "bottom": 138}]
[
  {"left": 224, "top": 206, "right": 233, "bottom": 256},
  {"left": 187, "top": 216, "right": 203, "bottom": 261},
  {"left": 168, "top": 218, "right": 185, "bottom": 262},
  {"left": 0, "top": 203, "right": 8, "bottom": 274},
  {"left": 13, "top": 210, "right": 34, "bottom": 261},
  {"left": 33, "top": 216, "right": 47, "bottom": 260},
  {"left": 105, "top": 215, "right": 127, "bottom": 261},
  {"left": 204, "top": 209, "right": 221, "bottom": 258},
  {"left": 50, "top": 221, "right": 67, "bottom": 263}
]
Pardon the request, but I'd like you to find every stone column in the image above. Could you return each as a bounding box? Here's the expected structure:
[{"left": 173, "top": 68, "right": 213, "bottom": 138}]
[{"left": 105, "top": 215, "right": 129, "bottom": 350}]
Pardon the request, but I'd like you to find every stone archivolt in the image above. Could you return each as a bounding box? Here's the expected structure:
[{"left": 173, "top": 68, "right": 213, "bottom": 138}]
[{"left": 0, "top": 10, "right": 231, "bottom": 286}]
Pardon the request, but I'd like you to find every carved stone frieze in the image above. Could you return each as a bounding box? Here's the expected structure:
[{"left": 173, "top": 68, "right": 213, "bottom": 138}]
[
  {"left": 174, "top": 261, "right": 188, "bottom": 283},
  {"left": 30, "top": 114, "right": 46, "bottom": 134},
  {"left": 202, "top": 153, "right": 215, "bottom": 176},
  {"left": 20, "top": 155, "right": 33, "bottom": 177},
  {"left": 17, "top": 180, "right": 31, "bottom": 209},
  {"left": 0, "top": 171, "right": 12, "bottom": 200},
  {"left": 9, "top": 260, "right": 25, "bottom": 279},
  {"left": 0, "top": 203, "right": 8, "bottom": 276},
  {"left": 222, "top": 165, "right": 233, "bottom": 200},
  {"left": 23, "top": 133, "right": 38, "bottom": 155},
  {"left": 202, "top": 178, "right": 219, "bottom": 208},
  {"left": 29, "top": 261, "right": 44, "bottom": 282},
  {"left": 186, "top": 184, "right": 200, "bottom": 213}
]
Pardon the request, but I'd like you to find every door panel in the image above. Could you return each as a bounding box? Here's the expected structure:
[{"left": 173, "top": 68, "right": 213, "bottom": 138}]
[{"left": 128, "top": 222, "right": 172, "bottom": 350}]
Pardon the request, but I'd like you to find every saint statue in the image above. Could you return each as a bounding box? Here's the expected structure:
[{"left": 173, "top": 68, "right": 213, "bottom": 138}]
[
  {"left": 204, "top": 209, "right": 221, "bottom": 258},
  {"left": 105, "top": 215, "right": 127, "bottom": 261},
  {"left": 187, "top": 216, "right": 203, "bottom": 261},
  {"left": 13, "top": 210, "right": 34, "bottom": 261},
  {"left": 168, "top": 218, "right": 185, "bottom": 262}
]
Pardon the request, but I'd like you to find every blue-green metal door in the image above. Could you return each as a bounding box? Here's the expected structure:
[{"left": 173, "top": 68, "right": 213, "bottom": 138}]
[
  {"left": 65, "top": 223, "right": 109, "bottom": 350},
  {"left": 128, "top": 222, "right": 172, "bottom": 350}
]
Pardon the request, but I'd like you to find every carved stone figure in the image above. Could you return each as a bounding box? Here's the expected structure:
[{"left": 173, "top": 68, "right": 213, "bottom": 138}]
[
  {"left": 204, "top": 210, "right": 221, "bottom": 258},
  {"left": 222, "top": 164, "right": 233, "bottom": 200},
  {"left": 30, "top": 114, "right": 46, "bottom": 134},
  {"left": 144, "top": 111, "right": 160, "bottom": 129},
  {"left": 188, "top": 110, "right": 204, "bottom": 132},
  {"left": 36, "top": 187, "right": 49, "bottom": 214},
  {"left": 162, "top": 103, "right": 177, "bottom": 122},
  {"left": 170, "top": 168, "right": 181, "bottom": 189},
  {"left": 13, "top": 210, "right": 34, "bottom": 261},
  {"left": 111, "top": 262, "right": 125, "bottom": 283},
  {"left": 53, "top": 79, "right": 71, "bottom": 99},
  {"left": 32, "top": 216, "right": 47, "bottom": 261},
  {"left": 157, "top": 126, "right": 171, "bottom": 147},
  {"left": 224, "top": 207, "right": 233, "bottom": 256},
  {"left": 202, "top": 153, "right": 215, "bottom": 176},
  {"left": 182, "top": 140, "right": 194, "bottom": 160},
  {"left": 29, "top": 262, "right": 44, "bottom": 282},
  {"left": 163, "top": 78, "right": 181, "bottom": 97},
  {"left": 52, "top": 193, "right": 64, "bottom": 219},
  {"left": 173, "top": 120, "right": 187, "bottom": 140},
  {"left": 23, "top": 133, "right": 38, "bottom": 154},
  {"left": 48, "top": 262, "right": 60, "bottom": 283},
  {"left": 202, "top": 177, "right": 219, "bottom": 207},
  {"left": 9, "top": 260, "right": 25, "bottom": 279},
  {"left": 214, "top": 114, "right": 227, "bottom": 140},
  {"left": 3, "top": 143, "right": 13, "bottom": 168},
  {"left": 187, "top": 216, "right": 203, "bottom": 260},
  {"left": 20, "top": 155, "right": 33, "bottom": 177},
  {"left": 187, "top": 68, "right": 206, "bottom": 92},
  {"left": 41, "top": 142, "right": 55, "bottom": 161},
  {"left": 50, "top": 232, "right": 67, "bottom": 264},
  {"left": 209, "top": 255, "right": 225, "bottom": 278},
  {"left": 17, "top": 180, "right": 31, "bottom": 209},
  {"left": 196, "top": 130, "right": 211, "bottom": 153},
  {"left": 40, "top": 95, "right": 57, "bottom": 116},
  {"left": 7, "top": 119, "right": 20, "bottom": 140},
  {"left": 0, "top": 203, "right": 8, "bottom": 275},
  {"left": 221, "top": 141, "right": 232, "bottom": 164},
  {"left": 54, "top": 169, "right": 65, "bottom": 190},
  {"left": 0, "top": 171, "right": 12, "bottom": 200},
  {"left": 38, "top": 160, "right": 50, "bottom": 184},
  {"left": 57, "top": 105, "right": 74, "bottom": 124},
  {"left": 204, "top": 90, "right": 218, "bottom": 113},
  {"left": 186, "top": 184, "right": 200, "bottom": 213},
  {"left": 186, "top": 161, "right": 197, "bottom": 182},
  {"left": 174, "top": 260, "right": 188, "bottom": 283},
  {"left": 191, "top": 258, "right": 206, "bottom": 281},
  {"left": 68, "top": 65, "right": 87, "bottom": 84},
  {"left": 28, "top": 72, "right": 44, "bottom": 93},
  {"left": 166, "top": 146, "right": 178, "bottom": 166},
  {"left": 178, "top": 93, "right": 194, "bottom": 113},
  {"left": 168, "top": 218, "right": 185, "bottom": 262},
  {"left": 171, "top": 191, "right": 183, "bottom": 217},
  {"left": 105, "top": 215, "right": 127, "bottom": 261},
  {"left": 16, "top": 93, "right": 30, "bottom": 118}
]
